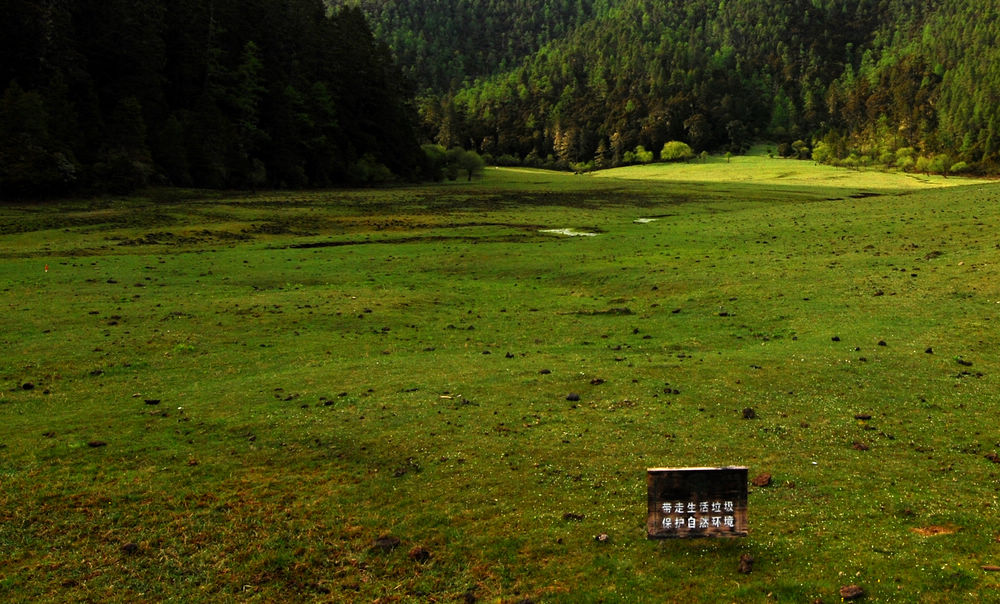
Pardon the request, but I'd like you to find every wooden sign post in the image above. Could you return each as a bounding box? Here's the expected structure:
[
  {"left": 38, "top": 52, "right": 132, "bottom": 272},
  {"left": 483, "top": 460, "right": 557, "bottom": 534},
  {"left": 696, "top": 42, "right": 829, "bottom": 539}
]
[{"left": 646, "top": 466, "right": 748, "bottom": 538}]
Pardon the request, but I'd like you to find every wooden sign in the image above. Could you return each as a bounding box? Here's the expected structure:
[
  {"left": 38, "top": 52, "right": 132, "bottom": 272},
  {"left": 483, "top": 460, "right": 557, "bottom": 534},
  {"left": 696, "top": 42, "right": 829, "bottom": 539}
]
[{"left": 646, "top": 466, "right": 748, "bottom": 538}]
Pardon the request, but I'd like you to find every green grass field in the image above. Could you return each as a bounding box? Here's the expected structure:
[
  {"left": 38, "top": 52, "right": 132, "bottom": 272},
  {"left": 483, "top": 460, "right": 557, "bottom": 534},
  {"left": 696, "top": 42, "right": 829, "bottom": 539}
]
[{"left": 2, "top": 161, "right": 1000, "bottom": 602}]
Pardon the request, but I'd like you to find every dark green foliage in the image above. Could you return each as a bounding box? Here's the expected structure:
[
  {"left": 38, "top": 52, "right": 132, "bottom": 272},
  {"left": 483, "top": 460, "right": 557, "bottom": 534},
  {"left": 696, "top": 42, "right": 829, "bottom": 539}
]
[
  {"left": 351, "top": 0, "right": 1000, "bottom": 172},
  {"left": 0, "top": 0, "right": 424, "bottom": 196},
  {"left": 0, "top": 82, "right": 78, "bottom": 197},
  {"left": 454, "top": 148, "right": 486, "bottom": 181},
  {"left": 327, "top": 0, "right": 602, "bottom": 94},
  {"left": 421, "top": 144, "right": 484, "bottom": 181}
]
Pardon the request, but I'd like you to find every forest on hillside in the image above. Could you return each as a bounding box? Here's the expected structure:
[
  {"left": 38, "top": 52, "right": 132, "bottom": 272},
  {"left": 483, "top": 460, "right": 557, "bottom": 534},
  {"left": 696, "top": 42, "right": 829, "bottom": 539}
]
[
  {"left": 0, "top": 0, "right": 424, "bottom": 197},
  {"left": 5, "top": 0, "right": 1000, "bottom": 197},
  {"left": 343, "top": 0, "right": 1000, "bottom": 174}
]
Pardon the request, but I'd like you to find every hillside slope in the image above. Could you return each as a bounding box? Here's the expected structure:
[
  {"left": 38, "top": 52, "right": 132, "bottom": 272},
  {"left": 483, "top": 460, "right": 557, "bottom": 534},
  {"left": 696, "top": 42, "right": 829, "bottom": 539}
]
[{"left": 351, "top": 0, "right": 1000, "bottom": 173}]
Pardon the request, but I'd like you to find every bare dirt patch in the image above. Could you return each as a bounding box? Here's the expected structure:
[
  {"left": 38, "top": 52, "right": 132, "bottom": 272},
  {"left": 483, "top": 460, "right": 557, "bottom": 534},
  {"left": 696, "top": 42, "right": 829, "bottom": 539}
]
[{"left": 911, "top": 525, "right": 960, "bottom": 536}]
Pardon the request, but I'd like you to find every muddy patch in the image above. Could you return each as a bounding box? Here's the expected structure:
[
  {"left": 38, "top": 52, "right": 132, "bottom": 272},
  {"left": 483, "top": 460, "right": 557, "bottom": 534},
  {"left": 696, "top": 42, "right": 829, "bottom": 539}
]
[
  {"left": 116, "top": 229, "right": 251, "bottom": 246},
  {"left": 911, "top": 525, "right": 960, "bottom": 536}
]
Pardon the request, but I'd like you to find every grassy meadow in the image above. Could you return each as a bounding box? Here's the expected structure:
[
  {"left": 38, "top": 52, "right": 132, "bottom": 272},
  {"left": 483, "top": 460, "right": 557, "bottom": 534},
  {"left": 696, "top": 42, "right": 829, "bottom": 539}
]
[{"left": 2, "top": 160, "right": 1000, "bottom": 602}]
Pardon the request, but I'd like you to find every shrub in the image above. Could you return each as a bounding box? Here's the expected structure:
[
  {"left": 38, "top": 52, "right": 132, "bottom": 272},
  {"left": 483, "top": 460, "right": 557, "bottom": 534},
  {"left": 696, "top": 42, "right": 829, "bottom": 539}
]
[
  {"left": 350, "top": 153, "right": 393, "bottom": 184},
  {"left": 915, "top": 155, "right": 932, "bottom": 174},
  {"left": 660, "top": 141, "right": 694, "bottom": 162},
  {"left": 929, "top": 154, "right": 951, "bottom": 175},
  {"left": 811, "top": 141, "right": 833, "bottom": 164},
  {"left": 895, "top": 155, "right": 915, "bottom": 171},
  {"left": 633, "top": 145, "right": 654, "bottom": 164},
  {"left": 950, "top": 161, "right": 970, "bottom": 174},
  {"left": 791, "top": 139, "right": 810, "bottom": 160}
]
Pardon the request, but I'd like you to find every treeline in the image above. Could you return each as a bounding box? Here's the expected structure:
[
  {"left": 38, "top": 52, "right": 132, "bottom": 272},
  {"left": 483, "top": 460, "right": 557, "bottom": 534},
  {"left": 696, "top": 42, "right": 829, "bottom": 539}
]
[
  {"left": 434, "top": 0, "right": 933, "bottom": 169},
  {"left": 355, "top": 0, "right": 1000, "bottom": 173},
  {"left": 327, "top": 0, "right": 604, "bottom": 94},
  {"left": 821, "top": 1, "right": 1000, "bottom": 171},
  {"left": 0, "top": 0, "right": 424, "bottom": 197}
]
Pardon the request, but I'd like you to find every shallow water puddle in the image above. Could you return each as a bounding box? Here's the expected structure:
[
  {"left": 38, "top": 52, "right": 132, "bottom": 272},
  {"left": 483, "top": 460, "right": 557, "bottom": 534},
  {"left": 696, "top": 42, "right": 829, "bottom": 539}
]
[{"left": 539, "top": 228, "right": 598, "bottom": 237}]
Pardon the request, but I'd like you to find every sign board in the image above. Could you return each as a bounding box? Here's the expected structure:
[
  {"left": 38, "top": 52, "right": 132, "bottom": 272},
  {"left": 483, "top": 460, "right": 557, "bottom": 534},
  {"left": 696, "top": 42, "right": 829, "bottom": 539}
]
[{"left": 646, "top": 466, "right": 748, "bottom": 538}]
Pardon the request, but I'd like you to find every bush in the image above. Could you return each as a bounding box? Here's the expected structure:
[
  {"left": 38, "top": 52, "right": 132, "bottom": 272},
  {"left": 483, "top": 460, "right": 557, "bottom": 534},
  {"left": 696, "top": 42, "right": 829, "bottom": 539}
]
[
  {"left": 811, "top": 141, "right": 833, "bottom": 164},
  {"left": 915, "top": 155, "right": 932, "bottom": 174},
  {"left": 895, "top": 155, "right": 915, "bottom": 171},
  {"left": 421, "top": 144, "right": 448, "bottom": 181},
  {"left": 929, "top": 154, "right": 951, "bottom": 175},
  {"left": 950, "top": 161, "right": 970, "bottom": 174},
  {"left": 495, "top": 154, "right": 520, "bottom": 166},
  {"left": 455, "top": 148, "right": 485, "bottom": 181},
  {"left": 660, "top": 141, "right": 694, "bottom": 162},
  {"left": 349, "top": 153, "right": 393, "bottom": 184},
  {"left": 791, "top": 139, "right": 810, "bottom": 160}
]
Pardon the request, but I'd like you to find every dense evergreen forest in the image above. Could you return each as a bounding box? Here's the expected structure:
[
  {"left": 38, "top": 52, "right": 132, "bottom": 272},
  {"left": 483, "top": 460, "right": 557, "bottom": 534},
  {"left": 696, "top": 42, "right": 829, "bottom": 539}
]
[
  {"left": 0, "top": 0, "right": 424, "bottom": 197},
  {"left": 342, "top": 0, "right": 1000, "bottom": 174},
  {"left": 329, "top": 0, "right": 604, "bottom": 94},
  {"left": 5, "top": 0, "right": 1000, "bottom": 196}
]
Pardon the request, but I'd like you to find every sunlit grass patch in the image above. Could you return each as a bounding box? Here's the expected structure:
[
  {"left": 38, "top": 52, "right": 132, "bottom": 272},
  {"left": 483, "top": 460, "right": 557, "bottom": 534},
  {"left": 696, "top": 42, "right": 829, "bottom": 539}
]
[{"left": 592, "top": 153, "right": 993, "bottom": 191}]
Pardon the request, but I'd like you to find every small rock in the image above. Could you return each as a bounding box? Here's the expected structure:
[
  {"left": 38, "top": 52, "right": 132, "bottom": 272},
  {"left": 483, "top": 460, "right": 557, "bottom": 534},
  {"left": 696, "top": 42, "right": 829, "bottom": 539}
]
[
  {"left": 594, "top": 533, "right": 610, "bottom": 542},
  {"left": 985, "top": 452, "right": 1000, "bottom": 464},
  {"left": 144, "top": 399, "right": 161, "bottom": 405},
  {"left": 831, "top": 336, "right": 840, "bottom": 342},
  {"left": 877, "top": 340, "right": 887, "bottom": 346},
  {"left": 566, "top": 393, "right": 580, "bottom": 402},
  {"left": 853, "top": 441, "right": 870, "bottom": 451},
  {"left": 87, "top": 440, "right": 107, "bottom": 448},
  {"left": 925, "top": 347, "right": 933, "bottom": 354},
  {"left": 590, "top": 378, "right": 605, "bottom": 385},
  {"left": 854, "top": 413, "right": 872, "bottom": 420},
  {"left": 839, "top": 584, "right": 865, "bottom": 600},
  {"left": 957, "top": 358, "right": 973, "bottom": 367},
  {"left": 751, "top": 473, "right": 772, "bottom": 487},
  {"left": 42, "top": 431, "right": 56, "bottom": 438},
  {"left": 372, "top": 536, "right": 400, "bottom": 553},
  {"left": 408, "top": 545, "right": 431, "bottom": 563},
  {"left": 121, "top": 542, "right": 139, "bottom": 555},
  {"left": 737, "top": 553, "right": 754, "bottom": 574},
  {"left": 505, "top": 352, "right": 514, "bottom": 359},
  {"left": 539, "top": 369, "right": 551, "bottom": 375},
  {"left": 563, "top": 512, "right": 585, "bottom": 521},
  {"left": 742, "top": 408, "right": 756, "bottom": 419}
]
